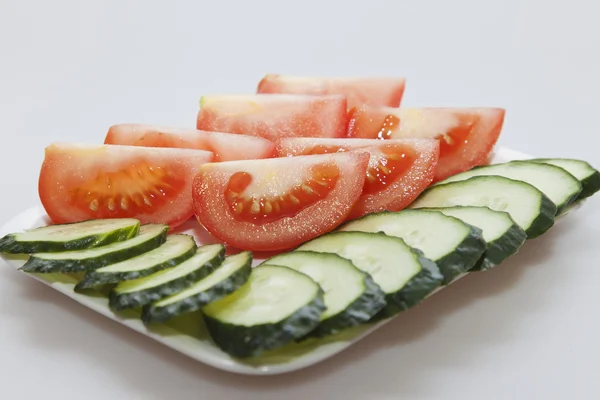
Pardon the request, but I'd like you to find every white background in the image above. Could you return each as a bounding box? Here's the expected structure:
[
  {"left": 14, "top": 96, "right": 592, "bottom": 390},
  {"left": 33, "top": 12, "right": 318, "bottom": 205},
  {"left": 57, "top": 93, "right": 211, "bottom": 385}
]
[{"left": 1, "top": 0, "right": 599, "bottom": 399}]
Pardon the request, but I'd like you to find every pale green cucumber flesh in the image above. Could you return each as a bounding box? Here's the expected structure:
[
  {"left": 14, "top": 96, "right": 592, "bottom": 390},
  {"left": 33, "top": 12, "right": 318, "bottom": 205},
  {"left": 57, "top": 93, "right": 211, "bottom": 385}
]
[
  {"left": 108, "top": 244, "right": 226, "bottom": 311},
  {"left": 435, "top": 161, "right": 581, "bottom": 214},
  {"left": 297, "top": 231, "right": 443, "bottom": 315},
  {"left": 74, "top": 234, "right": 197, "bottom": 291},
  {"left": 339, "top": 209, "right": 486, "bottom": 284},
  {"left": 263, "top": 251, "right": 386, "bottom": 336},
  {"left": 0, "top": 218, "right": 140, "bottom": 254},
  {"left": 419, "top": 206, "right": 527, "bottom": 270},
  {"left": 411, "top": 175, "right": 557, "bottom": 238},
  {"left": 21, "top": 224, "right": 168, "bottom": 273},
  {"left": 529, "top": 158, "right": 600, "bottom": 200},
  {"left": 141, "top": 251, "right": 252, "bottom": 324},
  {"left": 202, "top": 264, "right": 326, "bottom": 358}
]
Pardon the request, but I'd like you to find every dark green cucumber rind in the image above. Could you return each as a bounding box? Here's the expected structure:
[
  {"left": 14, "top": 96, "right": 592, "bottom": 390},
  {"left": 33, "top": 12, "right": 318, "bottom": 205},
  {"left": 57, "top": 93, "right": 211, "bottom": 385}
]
[
  {"left": 203, "top": 289, "right": 327, "bottom": 359},
  {"left": 384, "top": 247, "right": 443, "bottom": 313},
  {"left": 74, "top": 244, "right": 197, "bottom": 292},
  {"left": 471, "top": 223, "right": 527, "bottom": 271},
  {"left": 108, "top": 247, "right": 226, "bottom": 312},
  {"left": 308, "top": 272, "right": 386, "bottom": 338},
  {"left": 434, "top": 223, "right": 486, "bottom": 284},
  {"left": 579, "top": 170, "right": 600, "bottom": 199},
  {"left": 141, "top": 256, "right": 252, "bottom": 324},
  {"left": 529, "top": 158, "right": 600, "bottom": 200},
  {"left": 0, "top": 222, "right": 140, "bottom": 254},
  {"left": 524, "top": 193, "right": 556, "bottom": 238},
  {"left": 20, "top": 227, "right": 168, "bottom": 273}
]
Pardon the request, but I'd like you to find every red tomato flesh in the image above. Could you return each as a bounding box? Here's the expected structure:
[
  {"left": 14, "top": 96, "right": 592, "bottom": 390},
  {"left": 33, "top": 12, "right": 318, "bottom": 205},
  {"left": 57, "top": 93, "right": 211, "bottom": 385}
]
[
  {"left": 276, "top": 137, "right": 439, "bottom": 218},
  {"left": 39, "top": 143, "right": 213, "bottom": 228},
  {"left": 192, "top": 152, "right": 369, "bottom": 251},
  {"left": 257, "top": 74, "right": 406, "bottom": 110},
  {"left": 348, "top": 106, "right": 505, "bottom": 182},
  {"left": 196, "top": 94, "right": 348, "bottom": 141},
  {"left": 104, "top": 124, "right": 275, "bottom": 161}
]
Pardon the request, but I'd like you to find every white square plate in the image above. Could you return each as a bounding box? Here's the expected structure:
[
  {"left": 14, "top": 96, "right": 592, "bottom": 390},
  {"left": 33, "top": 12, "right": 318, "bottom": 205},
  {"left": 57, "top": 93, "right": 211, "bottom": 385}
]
[{"left": 0, "top": 146, "right": 577, "bottom": 375}]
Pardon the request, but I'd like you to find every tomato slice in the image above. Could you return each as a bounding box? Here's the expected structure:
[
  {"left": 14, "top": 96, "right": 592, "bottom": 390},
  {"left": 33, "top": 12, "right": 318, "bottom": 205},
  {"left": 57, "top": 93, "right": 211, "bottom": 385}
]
[
  {"left": 192, "top": 152, "right": 369, "bottom": 251},
  {"left": 104, "top": 124, "right": 275, "bottom": 161},
  {"left": 257, "top": 74, "right": 406, "bottom": 110},
  {"left": 276, "top": 137, "right": 439, "bottom": 218},
  {"left": 196, "top": 94, "right": 348, "bottom": 141},
  {"left": 348, "top": 106, "right": 505, "bottom": 182},
  {"left": 39, "top": 143, "right": 214, "bottom": 228}
]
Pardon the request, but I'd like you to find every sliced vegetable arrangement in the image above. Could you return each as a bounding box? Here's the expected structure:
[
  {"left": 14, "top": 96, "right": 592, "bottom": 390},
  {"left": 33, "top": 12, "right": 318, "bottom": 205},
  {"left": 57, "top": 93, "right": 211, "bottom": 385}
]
[{"left": 1, "top": 73, "right": 598, "bottom": 363}]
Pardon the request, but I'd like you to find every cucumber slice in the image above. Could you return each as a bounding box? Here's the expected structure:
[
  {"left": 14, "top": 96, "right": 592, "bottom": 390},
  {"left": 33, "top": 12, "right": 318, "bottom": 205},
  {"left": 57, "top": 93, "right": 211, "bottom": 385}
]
[
  {"left": 419, "top": 207, "right": 527, "bottom": 271},
  {"left": 0, "top": 218, "right": 140, "bottom": 254},
  {"left": 529, "top": 158, "right": 600, "bottom": 200},
  {"left": 297, "top": 231, "right": 443, "bottom": 315},
  {"left": 434, "top": 161, "right": 582, "bottom": 214},
  {"left": 108, "top": 244, "right": 225, "bottom": 311},
  {"left": 339, "top": 210, "right": 486, "bottom": 284},
  {"left": 411, "top": 176, "right": 557, "bottom": 238},
  {"left": 21, "top": 224, "right": 168, "bottom": 273},
  {"left": 263, "top": 251, "right": 386, "bottom": 336},
  {"left": 142, "top": 251, "right": 252, "bottom": 324},
  {"left": 74, "top": 234, "right": 197, "bottom": 291},
  {"left": 202, "top": 264, "right": 326, "bottom": 358}
]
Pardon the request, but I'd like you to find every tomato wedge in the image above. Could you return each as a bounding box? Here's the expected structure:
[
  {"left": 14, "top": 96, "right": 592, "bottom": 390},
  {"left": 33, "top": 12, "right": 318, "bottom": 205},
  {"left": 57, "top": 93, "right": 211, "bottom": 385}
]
[
  {"left": 192, "top": 152, "right": 369, "bottom": 251},
  {"left": 257, "top": 75, "right": 406, "bottom": 110},
  {"left": 348, "top": 106, "right": 505, "bottom": 182},
  {"left": 104, "top": 123, "right": 275, "bottom": 161},
  {"left": 276, "top": 137, "right": 439, "bottom": 218},
  {"left": 39, "top": 143, "right": 214, "bottom": 228},
  {"left": 196, "top": 94, "right": 348, "bottom": 141}
]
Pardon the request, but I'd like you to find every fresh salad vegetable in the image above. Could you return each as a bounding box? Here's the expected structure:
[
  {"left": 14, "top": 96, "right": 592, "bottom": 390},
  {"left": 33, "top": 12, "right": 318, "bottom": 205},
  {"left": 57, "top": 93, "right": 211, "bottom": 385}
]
[
  {"left": 2, "top": 73, "right": 598, "bottom": 362},
  {"left": 347, "top": 106, "right": 505, "bottom": 181},
  {"left": 529, "top": 158, "right": 600, "bottom": 200},
  {"left": 0, "top": 218, "right": 140, "bottom": 254},
  {"left": 339, "top": 209, "right": 486, "bottom": 284},
  {"left": 196, "top": 94, "right": 348, "bottom": 141},
  {"left": 297, "top": 231, "right": 443, "bottom": 315},
  {"left": 109, "top": 244, "right": 225, "bottom": 311},
  {"left": 275, "top": 137, "right": 440, "bottom": 218},
  {"left": 415, "top": 207, "right": 527, "bottom": 271},
  {"left": 434, "top": 160, "right": 582, "bottom": 214},
  {"left": 257, "top": 75, "right": 406, "bottom": 109},
  {"left": 38, "top": 143, "right": 214, "bottom": 228},
  {"left": 410, "top": 175, "right": 556, "bottom": 238},
  {"left": 75, "top": 234, "right": 197, "bottom": 291},
  {"left": 192, "top": 151, "right": 370, "bottom": 251},
  {"left": 21, "top": 223, "right": 168, "bottom": 273},
  {"left": 142, "top": 251, "right": 252, "bottom": 324},
  {"left": 105, "top": 124, "right": 275, "bottom": 161},
  {"left": 202, "top": 264, "right": 326, "bottom": 358},
  {"left": 263, "top": 251, "right": 387, "bottom": 337}
]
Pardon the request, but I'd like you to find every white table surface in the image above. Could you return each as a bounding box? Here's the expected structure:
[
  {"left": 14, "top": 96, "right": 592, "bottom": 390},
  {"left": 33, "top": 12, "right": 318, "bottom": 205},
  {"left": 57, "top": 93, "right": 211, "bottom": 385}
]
[{"left": 1, "top": 1, "right": 599, "bottom": 399}]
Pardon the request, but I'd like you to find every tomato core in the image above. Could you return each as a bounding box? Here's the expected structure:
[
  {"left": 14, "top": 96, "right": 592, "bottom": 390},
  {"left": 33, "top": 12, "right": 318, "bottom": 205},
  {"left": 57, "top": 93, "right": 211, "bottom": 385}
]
[
  {"left": 69, "top": 163, "right": 185, "bottom": 218},
  {"left": 362, "top": 145, "right": 417, "bottom": 195},
  {"left": 303, "top": 143, "right": 416, "bottom": 195},
  {"left": 225, "top": 164, "right": 340, "bottom": 224},
  {"left": 436, "top": 115, "right": 479, "bottom": 157}
]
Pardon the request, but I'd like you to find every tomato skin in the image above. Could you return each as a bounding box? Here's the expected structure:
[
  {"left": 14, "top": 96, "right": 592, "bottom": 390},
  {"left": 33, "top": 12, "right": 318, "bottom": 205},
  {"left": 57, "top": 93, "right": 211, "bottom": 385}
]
[
  {"left": 257, "top": 75, "right": 406, "bottom": 110},
  {"left": 348, "top": 106, "right": 505, "bottom": 182},
  {"left": 104, "top": 124, "right": 275, "bottom": 161},
  {"left": 192, "top": 152, "right": 370, "bottom": 252},
  {"left": 38, "top": 143, "right": 214, "bottom": 228},
  {"left": 276, "top": 137, "right": 439, "bottom": 218},
  {"left": 196, "top": 94, "right": 348, "bottom": 141}
]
